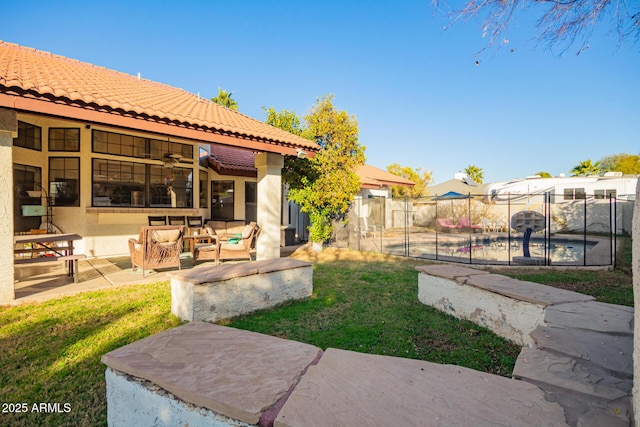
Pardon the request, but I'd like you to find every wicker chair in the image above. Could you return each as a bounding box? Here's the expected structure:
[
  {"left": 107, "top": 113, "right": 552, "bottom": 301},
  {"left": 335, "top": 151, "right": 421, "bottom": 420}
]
[
  {"left": 219, "top": 222, "right": 258, "bottom": 263},
  {"left": 193, "top": 222, "right": 258, "bottom": 264},
  {"left": 128, "top": 225, "right": 184, "bottom": 276}
]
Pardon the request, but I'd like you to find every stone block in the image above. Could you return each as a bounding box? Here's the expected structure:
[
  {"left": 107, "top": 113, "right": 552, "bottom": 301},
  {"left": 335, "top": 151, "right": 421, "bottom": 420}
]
[
  {"left": 464, "top": 273, "right": 594, "bottom": 306},
  {"left": 102, "top": 322, "right": 322, "bottom": 425},
  {"left": 417, "top": 271, "right": 546, "bottom": 346},
  {"left": 170, "top": 258, "right": 312, "bottom": 322}
]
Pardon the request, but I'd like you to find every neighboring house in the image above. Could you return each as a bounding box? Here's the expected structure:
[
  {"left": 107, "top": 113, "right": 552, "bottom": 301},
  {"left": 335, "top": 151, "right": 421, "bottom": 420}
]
[
  {"left": 426, "top": 172, "right": 484, "bottom": 198},
  {"left": 352, "top": 164, "right": 416, "bottom": 231},
  {"left": 484, "top": 173, "right": 638, "bottom": 203},
  {"left": 356, "top": 164, "right": 415, "bottom": 199},
  {"left": 0, "top": 41, "right": 318, "bottom": 304}
]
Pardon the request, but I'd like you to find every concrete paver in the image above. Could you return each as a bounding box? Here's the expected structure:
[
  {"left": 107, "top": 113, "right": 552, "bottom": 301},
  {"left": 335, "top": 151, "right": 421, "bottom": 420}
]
[
  {"left": 464, "top": 274, "right": 594, "bottom": 306},
  {"left": 275, "top": 347, "right": 567, "bottom": 427}
]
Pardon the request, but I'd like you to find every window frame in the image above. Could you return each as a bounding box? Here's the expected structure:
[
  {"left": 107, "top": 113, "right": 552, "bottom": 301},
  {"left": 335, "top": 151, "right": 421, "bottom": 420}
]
[
  {"left": 48, "top": 128, "right": 81, "bottom": 152},
  {"left": 14, "top": 121, "right": 42, "bottom": 151},
  {"left": 49, "top": 157, "right": 80, "bottom": 207}
]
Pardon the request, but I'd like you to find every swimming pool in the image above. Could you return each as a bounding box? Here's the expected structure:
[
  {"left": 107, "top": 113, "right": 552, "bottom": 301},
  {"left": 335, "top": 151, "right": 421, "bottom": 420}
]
[{"left": 387, "top": 238, "right": 598, "bottom": 264}]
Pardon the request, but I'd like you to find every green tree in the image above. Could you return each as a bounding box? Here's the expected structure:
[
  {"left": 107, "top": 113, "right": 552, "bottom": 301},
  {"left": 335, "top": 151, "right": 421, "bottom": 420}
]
[
  {"left": 599, "top": 153, "right": 640, "bottom": 175},
  {"left": 263, "top": 107, "right": 316, "bottom": 186},
  {"left": 211, "top": 87, "right": 238, "bottom": 110},
  {"left": 386, "top": 163, "right": 432, "bottom": 198},
  {"left": 264, "top": 95, "right": 366, "bottom": 245},
  {"left": 570, "top": 159, "right": 603, "bottom": 176},
  {"left": 535, "top": 171, "right": 553, "bottom": 178},
  {"left": 463, "top": 165, "right": 484, "bottom": 183}
]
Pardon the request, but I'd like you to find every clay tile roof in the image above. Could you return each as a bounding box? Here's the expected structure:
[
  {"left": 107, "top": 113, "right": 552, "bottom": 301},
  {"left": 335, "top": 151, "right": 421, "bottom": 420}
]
[
  {"left": 208, "top": 145, "right": 257, "bottom": 177},
  {"left": 357, "top": 164, "right": 416, "bottom": 189},
  {"left": 0, "top": 41, "right": 318, "bottom": 153}
]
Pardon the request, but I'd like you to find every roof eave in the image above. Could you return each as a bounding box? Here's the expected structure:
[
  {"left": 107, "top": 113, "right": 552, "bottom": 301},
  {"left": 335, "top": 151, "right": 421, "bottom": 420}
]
[{"left": 0, "top": 91, "right": 318, "bottom": 158}]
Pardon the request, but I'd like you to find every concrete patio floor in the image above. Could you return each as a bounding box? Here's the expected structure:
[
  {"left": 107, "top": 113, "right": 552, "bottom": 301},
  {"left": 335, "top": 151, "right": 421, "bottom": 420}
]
[{"left": 12, "top": 245, "right": 304, "bottom": 305}]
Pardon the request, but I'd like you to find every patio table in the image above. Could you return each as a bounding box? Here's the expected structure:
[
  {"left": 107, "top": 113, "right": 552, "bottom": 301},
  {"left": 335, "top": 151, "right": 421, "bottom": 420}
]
[{"left": 14, "top": 233, "right": 83, "bottom": 279}]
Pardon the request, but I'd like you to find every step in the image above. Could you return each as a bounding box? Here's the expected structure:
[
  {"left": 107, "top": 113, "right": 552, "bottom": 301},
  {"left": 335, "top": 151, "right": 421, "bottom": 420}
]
[
  {"left": 514, "top": 347, "right": 631, "bottom": 426},
  {"left": 530, "top": 326, "right": 633, "bottom": 378}
]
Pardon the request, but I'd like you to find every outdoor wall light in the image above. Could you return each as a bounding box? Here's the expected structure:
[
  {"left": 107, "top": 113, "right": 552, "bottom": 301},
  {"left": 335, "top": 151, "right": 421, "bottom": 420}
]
[{"left": 296, "top": 149, "right": 307, "bottom": 159}]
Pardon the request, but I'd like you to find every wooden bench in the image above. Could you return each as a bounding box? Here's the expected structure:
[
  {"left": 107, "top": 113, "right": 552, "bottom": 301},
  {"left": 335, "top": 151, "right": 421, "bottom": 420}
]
[
  {"left": 59, "top": 254, "right": 87, "bottom": 283},
  {"left": 168, "top": 258, "right": 313, "bottom": 322}
]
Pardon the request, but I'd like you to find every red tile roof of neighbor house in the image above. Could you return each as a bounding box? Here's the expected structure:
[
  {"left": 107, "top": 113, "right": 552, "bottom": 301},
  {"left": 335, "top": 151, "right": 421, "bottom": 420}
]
[
  {"left": 357, "top": 164, "right": 415, "bottom": 189},
  {"left": 0, "top": 41, "right": 318, "bottom": 156}
]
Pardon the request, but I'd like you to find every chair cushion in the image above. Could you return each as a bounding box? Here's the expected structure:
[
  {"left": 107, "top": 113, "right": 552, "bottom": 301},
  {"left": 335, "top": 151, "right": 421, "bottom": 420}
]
[
  {"left": 220, "top": 243, "right": 245, "bottom": 251},
  {"left": 206, "top": 221, "right": 226, "bottom": 231},
  {"left": 241, "top": 225, "right": 254, "bottom": 239},
  {"left": 152, "top": 229, "right": 181, "bottom": 243}
]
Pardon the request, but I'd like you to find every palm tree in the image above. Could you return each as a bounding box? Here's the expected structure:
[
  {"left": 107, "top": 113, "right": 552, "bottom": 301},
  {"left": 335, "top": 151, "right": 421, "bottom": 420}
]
[
  {"left": 463, "top": 164, "right": 484, "bottom": 183},
  {"left": 535, "top": 171, "right": 552, "bottom": 178},
  {"left": 570, "top": 159, "right": 602, "bottom": 176},
  {"left": 211, "top": 88, "right": 239, "bottom": 111}
]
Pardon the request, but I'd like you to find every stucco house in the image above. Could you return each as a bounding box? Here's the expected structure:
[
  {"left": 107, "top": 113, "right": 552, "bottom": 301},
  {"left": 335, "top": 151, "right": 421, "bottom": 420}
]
[{"left": 0, "top": 41, "right": 319, "bottom": 304}]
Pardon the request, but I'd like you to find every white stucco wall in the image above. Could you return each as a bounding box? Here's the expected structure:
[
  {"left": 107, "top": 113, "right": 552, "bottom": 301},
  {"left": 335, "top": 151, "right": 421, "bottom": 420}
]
[
  {"left": 631, "top": 182, "right": 639, "bottom": 425},
  {"left": 105, "top": 368, "right": 251, "bottom": 427},
  {"left": 0, "top": 108, "right": 16, "bottom": 304},
  {"left": 255, "top": 152, "right": 283, "bottom": 260},
  {"left": 417, "top": 274, "right": 547, "bottom": 346}
]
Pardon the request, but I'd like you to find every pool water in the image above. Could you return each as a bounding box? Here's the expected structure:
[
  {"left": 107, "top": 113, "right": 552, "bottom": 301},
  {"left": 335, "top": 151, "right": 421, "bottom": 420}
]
[{"left": 394, "top": 238, "right": 597, "bottom": 264}]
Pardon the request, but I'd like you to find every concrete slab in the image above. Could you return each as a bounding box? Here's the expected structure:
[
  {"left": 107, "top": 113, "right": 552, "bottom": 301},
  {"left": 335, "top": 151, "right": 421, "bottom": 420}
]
[
  {"left": 544, "top": 301, "right": 633, "bottom": 335},
  {"left": 102, "top": 322, "right": 322, "bottom": 425},
  {"left": 530, "top": 326, "right": 633, "bottom": 378},
  {"left": 464, "top": 274, "right": 595, "bottom": 306},
  {"left": 415, "top": 264, "right": 489, "bottom": 281},
  {"left": 275, "top": 348, "right": 568, "bottom": 427},
  {"left": 514, "top": 348, "right": 631, "bottom": 399}
]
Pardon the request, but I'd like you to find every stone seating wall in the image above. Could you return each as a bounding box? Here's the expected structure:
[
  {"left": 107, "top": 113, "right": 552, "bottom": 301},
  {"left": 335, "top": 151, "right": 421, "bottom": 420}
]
[
  {"left": 168, "top": 258, "right": 313, "bottom": 322},
  {"left": 101, "top": 262, "right": 632, "bottom": 426}
]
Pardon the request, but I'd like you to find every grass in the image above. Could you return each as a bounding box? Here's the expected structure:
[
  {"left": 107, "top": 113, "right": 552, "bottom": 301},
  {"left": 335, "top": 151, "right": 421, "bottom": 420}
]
[
  {"left": 0, "top": 242, "right": 632, "bottom": 425},
  {"left": 0, "top": 283, "right": 182, "bottom": 426},
  {"left": 224, "top": 249, "right": 520, "bottom": 374}
]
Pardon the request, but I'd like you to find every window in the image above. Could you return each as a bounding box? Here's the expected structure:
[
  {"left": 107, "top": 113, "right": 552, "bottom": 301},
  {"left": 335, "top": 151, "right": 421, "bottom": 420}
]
[
  {"left": 563, "top": 188, "right": 586, "bottom": 201},
  {"left": 594, "top": 189, "right": 617, "bottom": 199},
  {"left": 49, "top": 157, "right": 80, "bottom": 206},
  {"left": 199, "top": 147, "right": 209, "bottom": 167},
  {"left": 245, "top": 182, "right": 257, "bottom": 223},
  {"left": 14, "top": 164, "right": 42, "bottom": 198},
  {"left": 14, "top": 121, "right": 42, "bottom": 150},
  {"left": 49, "top": 128, "right": 80, "bottom": 151},
  {"left": 199, "top": 170, "right": 208, "bottom": 208},
  {"left": 13, "top": 164, "right": 43, "bottom": 233},
  {"left": 211, "top": 181, "right": 234, "bottom": 220},
  {"left": 92, "top": 159, "right": 192, "bottom": 208},
  {"left": 92, "top": 130, "right": 193, "bottom": 161}
]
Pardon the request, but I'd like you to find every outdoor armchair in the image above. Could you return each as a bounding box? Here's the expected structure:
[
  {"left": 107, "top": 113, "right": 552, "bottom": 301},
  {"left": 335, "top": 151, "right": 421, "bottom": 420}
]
[
  {"left": 128, "top": 225, "right": 184, "bottom": 276},
  {"left": 219, "top": 222, "right": 258, "bottom": 262}
]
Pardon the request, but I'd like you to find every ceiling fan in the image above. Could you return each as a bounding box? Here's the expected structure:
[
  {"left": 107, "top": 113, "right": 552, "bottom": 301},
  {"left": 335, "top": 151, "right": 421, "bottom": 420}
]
[{"left": 162, "top": 153, "right": 192, "bottom": 168}]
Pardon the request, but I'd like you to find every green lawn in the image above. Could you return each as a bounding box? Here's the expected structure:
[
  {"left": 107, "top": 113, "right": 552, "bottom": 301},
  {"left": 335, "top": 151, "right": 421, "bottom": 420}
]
[{"left": 0, "top": 245, "right": 632, "bottom": 426}]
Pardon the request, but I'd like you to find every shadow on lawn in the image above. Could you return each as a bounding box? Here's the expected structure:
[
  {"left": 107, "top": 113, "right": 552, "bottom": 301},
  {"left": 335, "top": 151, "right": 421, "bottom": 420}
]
[{"left": 0, "top": 283, "right": 182, "bottom": 427}]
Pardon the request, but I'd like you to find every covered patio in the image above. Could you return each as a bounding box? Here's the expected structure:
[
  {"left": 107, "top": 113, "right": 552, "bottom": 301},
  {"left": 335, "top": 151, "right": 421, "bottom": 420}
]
[
  {"left": 0, "top": 41, "right": 318, "bottom": 305},
  {"left": 13, "top": 243, "right": 306, "bottom": 305}
]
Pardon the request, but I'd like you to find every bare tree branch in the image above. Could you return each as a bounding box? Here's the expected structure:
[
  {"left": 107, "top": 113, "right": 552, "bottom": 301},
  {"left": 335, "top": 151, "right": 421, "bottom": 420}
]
[{"left": 435, "top": 0, "right": 639, "bottom": 54}]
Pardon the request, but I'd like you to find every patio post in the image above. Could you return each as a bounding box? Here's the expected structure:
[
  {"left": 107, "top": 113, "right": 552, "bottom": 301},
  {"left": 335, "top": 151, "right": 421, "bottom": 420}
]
[
  {"left": 0, "top": 107, "right": 17, "bottom": 304},
  {"left": 255, "top": 152, "right": 284, "bottom": 260}
]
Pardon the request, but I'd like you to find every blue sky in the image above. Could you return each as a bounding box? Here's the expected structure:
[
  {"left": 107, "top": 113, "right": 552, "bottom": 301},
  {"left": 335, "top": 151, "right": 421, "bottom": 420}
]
[{"left": 3, "top": 1, "right": 638, "bottom": 184}]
